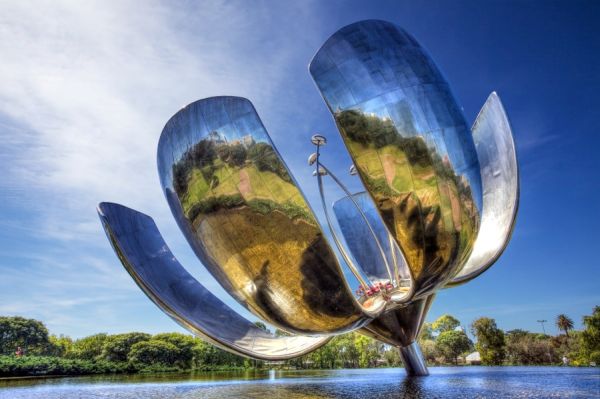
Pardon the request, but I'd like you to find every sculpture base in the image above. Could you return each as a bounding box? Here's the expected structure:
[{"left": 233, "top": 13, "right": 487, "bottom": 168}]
[{"left": 400, "top": 342, "right": 429, "bottom": 376}]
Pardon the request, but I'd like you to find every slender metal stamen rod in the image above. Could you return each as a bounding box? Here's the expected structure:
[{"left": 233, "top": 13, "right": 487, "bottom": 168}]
[
  {"left": 318, "top": 162, "right": 395, "bottom": 285},
  {"left": 313, "top": 144, "right": 371, "bottom": 290}
]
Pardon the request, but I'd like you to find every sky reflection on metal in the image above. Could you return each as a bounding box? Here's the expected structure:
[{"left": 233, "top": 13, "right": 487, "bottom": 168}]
[{"left": 98, "top": 20, "right": 518, "bottom": 376}]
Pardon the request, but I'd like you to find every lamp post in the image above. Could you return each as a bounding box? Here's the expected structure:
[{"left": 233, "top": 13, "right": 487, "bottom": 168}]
[
  {"left": 537, "top": 319, "right": 547, "bottom": 334},
  {"left": 537, "top": 319, "right": 552, "bottom": 364}
]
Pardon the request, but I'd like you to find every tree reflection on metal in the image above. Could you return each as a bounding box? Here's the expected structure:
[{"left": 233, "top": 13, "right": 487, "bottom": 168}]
[{"left": 98, "top": 20, "right": 518, "bottom": 377}]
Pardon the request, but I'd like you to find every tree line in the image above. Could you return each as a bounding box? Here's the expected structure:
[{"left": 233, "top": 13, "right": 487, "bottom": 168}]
[
  {"left": 418, "top": 308, "right": 599, "bottom": 367},
  {"left": 1, "top": 306, "right": 598, "bottom": 377}
]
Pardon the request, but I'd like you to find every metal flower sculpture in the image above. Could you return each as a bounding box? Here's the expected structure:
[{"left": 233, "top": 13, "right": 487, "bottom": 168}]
[{"left": 98, "top": 20, "right": 518, "bottom": 376}]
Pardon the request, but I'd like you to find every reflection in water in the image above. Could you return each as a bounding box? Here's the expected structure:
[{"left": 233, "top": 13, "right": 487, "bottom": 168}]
[{"left": 1, "top": 367, "right": 598, "bottom": 399}]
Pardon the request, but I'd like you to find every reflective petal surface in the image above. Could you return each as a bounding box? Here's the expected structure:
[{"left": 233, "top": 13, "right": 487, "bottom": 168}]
[
  {"left": 157, "top": 96, "right": 377, "bottom": 334},
  {"left": 359, "top": 294, "right": 436, "bottom": 348},
  {"left": 310, "top": 20, "right": 483, "bottom": 298},
  {"left": 333, "top": 192, "right": 413, "bottom": 302},
  {"left": 447, "top": 92, "right": 519, "bottom": 285},
  {"left": 97, "top": 202, "right": 329, "bottom": 360}
]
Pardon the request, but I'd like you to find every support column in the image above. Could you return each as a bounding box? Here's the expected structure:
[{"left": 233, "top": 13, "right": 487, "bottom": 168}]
[{"left": 400, "top": 341, "right": 429, "bottom": 376}]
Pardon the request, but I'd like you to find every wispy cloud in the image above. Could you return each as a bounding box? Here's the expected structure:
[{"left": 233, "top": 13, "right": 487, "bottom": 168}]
[
  {"left": 0, "top": 1, "right": 315, "bottom": 234},
  {"left": 0, "top": 0, "right": 323, "bottom": 336}
]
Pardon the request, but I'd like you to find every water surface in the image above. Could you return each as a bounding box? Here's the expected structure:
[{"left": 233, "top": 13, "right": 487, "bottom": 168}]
[{"left": 1, "top": 367, "right": 598, "bottom": 398}]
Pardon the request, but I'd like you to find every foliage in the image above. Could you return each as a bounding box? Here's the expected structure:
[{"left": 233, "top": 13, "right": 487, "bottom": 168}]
[
  {"left": 382, "top": 347, "right": 402, "bottom": 367},
  {"left": 0, "top": 355, "right": 132, "bottom": 377},
  {"left": 100, "top": 332, "right": 151, "bottom": 362},
  {"left": 419, "top": 339, "right": 437, "bottom": 364},
  {"left": 128, "top": 340, "right": 180, "bottom": 367},
  {"left": 69, "top": 333, "right": 108, "bottom": 360},
  {"left": 172, "top": 139, "right": 217, "bottom": 196},
  {"left": 355, "top": 335, "right": 382, "bottom": 368},
  {"left": 2, "top": 308, "right": 598, "bottom": 377},
  {"left": 187, "top": 194, "right": 245, "bottom": 221},
  {"left": 46, "top": 334, "right": 73, "bottom": 357},
  {"left": 224, "top": 143, "right": 247, "bottom": 167},
  {"left": 471, "top": 317, "right": 506, "bottom": 365},
  {"left": 151, "top": 332, "right": 197, "bottom": 368},
  {"left": 432, "top": 315, "right": 460, "bottom": 334},
  {"left": 550, "top": 332, "right": 581, "bottom": 364},
  {"left": 436, "top": 330, "right": 472, "bottom": 365},
  {"left": 505, "top": 329, "right": 557, "bottom": 365},
  {"left": 335, "top": 334, "right": 359, "bottom": 368},
  {"left": 192, "top": 340, "right": 245, "bottom": 368},
  {"left": 0, "top": 316, "right": 50, "bottom": 355},
  {"left": 580, "top": 306, "right": 600, "bottom": 364},
  {"left": 247, "top": 142, "right": 291, "bottom": 183},
  {"left": 556, "top": 314, "right": 574, "bottom": 337},
  {"left": 419, "top": 322, "right": 434, "bottom": 341}
]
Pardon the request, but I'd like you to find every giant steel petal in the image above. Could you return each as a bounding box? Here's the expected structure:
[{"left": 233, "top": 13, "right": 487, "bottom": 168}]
[
  {"left": 310, "top": 20, "right": 483, "bottom": 299},
  {"left": 333, "top": 192, "right": 414, "bottom": 303},
  {"left": 447, "top": 92, "right": 519, "bottom": 286},
  {"left": 97, "top": 202, "right": 330, "bottom": 360},
  {"left": 156, "top": 96, "right": 385, "bottom": 334}
]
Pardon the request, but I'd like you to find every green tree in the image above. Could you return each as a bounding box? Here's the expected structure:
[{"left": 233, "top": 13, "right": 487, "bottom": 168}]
[
  {"left": 382, "top": 346, "right": 402, "bottom": 367},
  {"left": 432, "top": 315, "right": 460, "bottom": 334},
  {"left": 436, "top": 330, "right": 472, "bottom": 365},
  {"left": 419, "top": 322, "right": 434, "bottom": 341},
  {"left": 556, "top": 314, "right": 574, "bottom": 337},
  {"left": 69, "top": 333, "right": 107, "bottom": 360},
  {"left": 192, "top": 340, "right": 244, "bottom": 368},
  {"left": 152, "top": 333, "right": 196, "bottom": 369},
  {"left": 101, "top": 332, "right": 151, "bottom": 362},
  {"left": 505, "top": 329, "right": 557, "bottom": 365},
  {"left": 227, "top": 143, "right": 247, "bottom": 167},
  {"left": 419, "top": 339, "right": 437, "bottom": 364},
  {"left": 46, "top": 334, "right": 73, "bottom": 357},
  {"left": 550, "top": 332, "right": 581, "bottom": 364},
  {"left": 247, "top": 142, "right": 291, "bottom": 182},
  {"left": 0, "top": 316, "right": 50, "bottom": 355},
  {"left": 336, "top": 334, "right": 359, "bottom": 368},
  {"left": 580, "top": 306, "right": 600, "bottom": 364},
  {"left": 128, "top": 340, "right": 180, "bottom": 367},
  {"left": 355, "top": 334, "right": 380, "bottom": 368},
  {"left": 471, "top": 317, "right": 505, "bottom": 365},
  {"left": 308, "top": 338, "right": 338, "bottom": 369}
]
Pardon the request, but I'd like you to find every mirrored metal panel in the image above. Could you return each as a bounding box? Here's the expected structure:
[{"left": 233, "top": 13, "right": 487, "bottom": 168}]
[
  {"left": 447, "top": 92, "right": 519, "bottom": 285},
  {"left": 97, "top": 19, "right": 519, "bottom": 378},
  {"left": 310, "top": 20, "right": 483, "bottom": 298},
  {"left": 157, "top": 96, "right": 381, "bottom": 335},
  {"left": 97, "top": 202, "right": 330, "bottom": 360},
  {"left": 333, "top": 192, "right": 413, "bottom": 303},
  {"left": 359, "top": 294, "right": 435, "bottom": 348}
]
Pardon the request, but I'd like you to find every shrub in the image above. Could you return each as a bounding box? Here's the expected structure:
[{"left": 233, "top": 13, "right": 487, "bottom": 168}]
[
  {"left": 100, "top": 332, "right": 151, "bottom": 362},
  {"left": 128, "top": 340, "right": 180, "bottom": 367},
  {"left": 0, "top": 355, "right": 133, "bottom": 377}
]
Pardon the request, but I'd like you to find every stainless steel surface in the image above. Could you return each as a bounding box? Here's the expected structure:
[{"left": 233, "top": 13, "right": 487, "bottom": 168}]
[
  {"left": 359, "top": 294, "right": 435, "bottom": 348},
  {"left": 97, "top": 19, "right": 519, "bottom": 376},
  {"left": 400, "top": 341, "right": 429, "bottom": 376},
  {"left": 447, "top": 92, "right": 519, "bottom": 285},
  {"left": 157, "top": 96, "right": 378, "bottom": 335},
  {"left": 97, "top": 202, "right": 330, "bottom": 360},
  {"left": 333, "top": 192, "right": 413, "bottom": 303},
  {"left": 310, "top": 20, "right": 483, "bottom": 299},
  {"left": 311, "top": 139, "right": 395, "bottom": 297}
]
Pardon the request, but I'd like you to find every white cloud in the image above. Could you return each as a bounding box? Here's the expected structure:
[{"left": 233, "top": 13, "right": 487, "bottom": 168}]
[{"left": 0, "top": 0, "right": 325, "bottom": 336}]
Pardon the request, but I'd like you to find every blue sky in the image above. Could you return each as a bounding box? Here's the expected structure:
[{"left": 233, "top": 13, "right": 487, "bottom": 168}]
[{"left": 0, "top": 0, "right": 598, "bottom": 339}]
